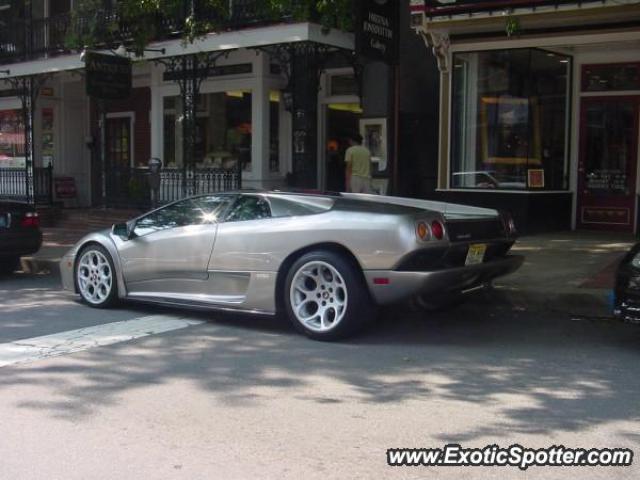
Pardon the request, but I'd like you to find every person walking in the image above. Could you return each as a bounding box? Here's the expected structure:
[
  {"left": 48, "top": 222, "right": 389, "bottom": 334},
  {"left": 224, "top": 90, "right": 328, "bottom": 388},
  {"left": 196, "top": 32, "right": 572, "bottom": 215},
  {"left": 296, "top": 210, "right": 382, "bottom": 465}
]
[{"left": 344, "top": 133, "right": 372, "bottom": 193}]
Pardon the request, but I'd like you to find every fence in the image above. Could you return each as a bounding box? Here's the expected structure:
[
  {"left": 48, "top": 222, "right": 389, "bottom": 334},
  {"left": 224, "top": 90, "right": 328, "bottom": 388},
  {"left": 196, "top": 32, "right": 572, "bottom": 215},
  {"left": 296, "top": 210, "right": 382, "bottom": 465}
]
[
  {"left": 0, "top": 166, "right": 53, "bottom": 204},
  {"left": 105, "top": 166, "right": 241, "bottom": 209}
]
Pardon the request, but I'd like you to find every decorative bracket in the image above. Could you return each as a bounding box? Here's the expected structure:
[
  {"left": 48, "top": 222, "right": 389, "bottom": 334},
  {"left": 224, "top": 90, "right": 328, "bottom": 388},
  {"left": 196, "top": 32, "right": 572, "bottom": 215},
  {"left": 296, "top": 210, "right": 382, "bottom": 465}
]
[{"left": 422, "top": 30, "right": 450, "bottom": 74}]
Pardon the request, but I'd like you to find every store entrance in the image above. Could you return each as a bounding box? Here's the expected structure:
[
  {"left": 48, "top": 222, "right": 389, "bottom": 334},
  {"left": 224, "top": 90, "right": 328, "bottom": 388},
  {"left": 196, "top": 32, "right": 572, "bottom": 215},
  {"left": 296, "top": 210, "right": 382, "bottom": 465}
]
[
  {"left": 577, "top": 97, "right": 639, "bottom": 232},
  {"left": 324, "top": 103, "right": 362, "bottom": 192}
]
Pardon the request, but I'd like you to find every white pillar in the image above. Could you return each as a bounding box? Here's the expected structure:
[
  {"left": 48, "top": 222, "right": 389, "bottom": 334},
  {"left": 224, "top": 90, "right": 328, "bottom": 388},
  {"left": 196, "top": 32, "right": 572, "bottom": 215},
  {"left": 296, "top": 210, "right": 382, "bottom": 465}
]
[{"left": 249, "top": 51, "right": 270, "bottom": 188}]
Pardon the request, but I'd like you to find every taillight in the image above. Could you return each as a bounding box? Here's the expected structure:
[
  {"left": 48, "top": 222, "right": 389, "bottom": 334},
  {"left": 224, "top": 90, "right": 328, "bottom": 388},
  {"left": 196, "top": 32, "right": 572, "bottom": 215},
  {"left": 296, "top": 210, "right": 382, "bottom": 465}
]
[
  {"left": 20, "top": 211, "right": 40, "bottom": 228},
  {"left": 431, "top": 220, "right": 444, "bottom": 240},
  {"left": 416, "top": 221, "right": 430, "bottom": 241}
]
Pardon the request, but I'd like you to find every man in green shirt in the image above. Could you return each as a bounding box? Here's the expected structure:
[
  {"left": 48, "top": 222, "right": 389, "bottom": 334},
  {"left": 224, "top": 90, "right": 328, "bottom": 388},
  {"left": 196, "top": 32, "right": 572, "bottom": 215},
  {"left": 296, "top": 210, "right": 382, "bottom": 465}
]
[{"left": 344, "top": 133, "right": 372, "bottom": 193}]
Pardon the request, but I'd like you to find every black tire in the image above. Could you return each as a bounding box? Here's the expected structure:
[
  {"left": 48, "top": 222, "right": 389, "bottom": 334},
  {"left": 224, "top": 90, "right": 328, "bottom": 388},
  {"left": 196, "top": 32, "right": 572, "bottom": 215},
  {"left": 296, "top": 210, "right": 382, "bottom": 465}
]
[
  {"left": 75, "top": 244, "right": 119, "bottom": 309},
  {"left": 0, "top": 256, "right": 20, "bottom": 275},
  {"left": 284, "top": 250, "right": 374, "bottom": 341}
]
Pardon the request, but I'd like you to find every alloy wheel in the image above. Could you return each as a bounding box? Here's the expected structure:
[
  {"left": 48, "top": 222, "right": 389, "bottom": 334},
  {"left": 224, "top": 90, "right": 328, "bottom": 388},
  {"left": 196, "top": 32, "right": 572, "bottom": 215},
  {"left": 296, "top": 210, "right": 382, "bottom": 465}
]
[
  {"left": 289, "top": 261, "right": 348, "bottom": 333},
  {"left": 77, "top": 249, "right": 113, "bottom": 305}
]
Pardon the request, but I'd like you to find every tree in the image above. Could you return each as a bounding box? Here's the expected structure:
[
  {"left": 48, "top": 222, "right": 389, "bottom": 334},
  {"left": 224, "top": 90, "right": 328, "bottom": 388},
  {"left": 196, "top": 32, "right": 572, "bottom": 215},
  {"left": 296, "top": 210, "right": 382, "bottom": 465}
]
[{"left": 68, "top": 0, "right": 353, "bottom": 54}]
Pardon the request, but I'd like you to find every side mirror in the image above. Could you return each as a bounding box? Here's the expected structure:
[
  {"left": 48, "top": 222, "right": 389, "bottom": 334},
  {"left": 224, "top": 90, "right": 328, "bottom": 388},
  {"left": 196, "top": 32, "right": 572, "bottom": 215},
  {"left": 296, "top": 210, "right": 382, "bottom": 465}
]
[{"left": 112, "top": 222, "right": 133, "bottom": 240}]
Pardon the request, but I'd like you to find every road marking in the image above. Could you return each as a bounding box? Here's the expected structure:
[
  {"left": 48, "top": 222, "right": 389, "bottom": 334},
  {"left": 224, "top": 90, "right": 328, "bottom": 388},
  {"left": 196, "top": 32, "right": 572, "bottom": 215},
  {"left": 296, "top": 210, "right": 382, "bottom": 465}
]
[{"left": 0, "top": 315, "right": 204, "bottom": 368}]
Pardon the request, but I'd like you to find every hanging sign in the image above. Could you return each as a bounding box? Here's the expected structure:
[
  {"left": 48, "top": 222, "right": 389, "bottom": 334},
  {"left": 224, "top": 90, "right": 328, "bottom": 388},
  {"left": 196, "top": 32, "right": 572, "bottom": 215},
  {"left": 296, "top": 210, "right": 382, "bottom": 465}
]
[
  {"left": 85, "top": 51, "right": 132, "bottom": 100},
  {"left": 356, "top": 0, "right": 399, "bottom": 64}
]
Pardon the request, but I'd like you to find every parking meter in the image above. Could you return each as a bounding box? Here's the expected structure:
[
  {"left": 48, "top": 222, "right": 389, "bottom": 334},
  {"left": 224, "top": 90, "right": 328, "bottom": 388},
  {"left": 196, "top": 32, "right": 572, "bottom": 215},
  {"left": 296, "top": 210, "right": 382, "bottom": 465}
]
[{"left": 148, "top": 157, "right": 162, "bottom": 207}]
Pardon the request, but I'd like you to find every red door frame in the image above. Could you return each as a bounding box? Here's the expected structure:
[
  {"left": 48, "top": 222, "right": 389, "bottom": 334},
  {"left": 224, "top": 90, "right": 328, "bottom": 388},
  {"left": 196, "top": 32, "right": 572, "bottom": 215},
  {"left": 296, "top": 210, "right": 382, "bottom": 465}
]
[{"left": 577, "top": 96, "right": 640, "bottom": 233}]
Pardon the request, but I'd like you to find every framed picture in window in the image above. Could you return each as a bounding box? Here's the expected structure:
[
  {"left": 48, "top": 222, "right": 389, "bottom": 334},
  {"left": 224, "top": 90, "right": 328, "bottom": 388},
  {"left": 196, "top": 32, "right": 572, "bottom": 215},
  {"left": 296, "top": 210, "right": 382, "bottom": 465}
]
[
  {"left": 480, "top": 96, "right": 541, "bottom": 166},
  {"left": 359, "top": 118, "right": 387, "bottom": 173},
  {"left": 527, "top": 169, "right": 545, "bottom": 188}
]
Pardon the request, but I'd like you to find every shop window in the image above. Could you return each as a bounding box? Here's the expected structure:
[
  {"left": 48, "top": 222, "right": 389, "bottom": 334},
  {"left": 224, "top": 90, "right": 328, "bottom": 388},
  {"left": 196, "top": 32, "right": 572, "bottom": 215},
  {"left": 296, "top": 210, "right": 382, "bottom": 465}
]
[
  {"left": 451, "top": 49, "right": 570, "bottom": 191},
  {"left": 0, "top": 110, "right": 25, "bottom": 169},
  {"left": 162, "top": 90, "right": 252, "bottom": 171}
]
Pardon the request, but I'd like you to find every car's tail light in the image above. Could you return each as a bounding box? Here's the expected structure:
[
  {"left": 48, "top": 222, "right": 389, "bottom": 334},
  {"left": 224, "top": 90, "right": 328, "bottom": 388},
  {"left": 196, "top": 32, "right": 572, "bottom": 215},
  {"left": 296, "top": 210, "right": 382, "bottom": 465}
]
[
  {"left": 416, "top": 221, "right": 430, "bottom": 241},
  {"left": 431, "top": 220, "right": 444, "bottom": 240},
  {"left": 20, "top": 211, "right": 40, "bottom": 228}
]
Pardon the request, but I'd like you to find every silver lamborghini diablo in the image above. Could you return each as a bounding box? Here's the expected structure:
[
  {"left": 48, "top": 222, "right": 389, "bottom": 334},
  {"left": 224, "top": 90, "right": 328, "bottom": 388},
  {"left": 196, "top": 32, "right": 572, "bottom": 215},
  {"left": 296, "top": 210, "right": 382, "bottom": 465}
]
[{"left": 60, "top": 192, "right": 523, "bottom": 340}]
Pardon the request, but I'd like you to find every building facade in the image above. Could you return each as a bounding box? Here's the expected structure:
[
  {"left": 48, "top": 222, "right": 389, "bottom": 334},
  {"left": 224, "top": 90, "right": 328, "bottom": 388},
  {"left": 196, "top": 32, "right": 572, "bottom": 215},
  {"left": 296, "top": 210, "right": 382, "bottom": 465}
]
[
  {"left": 412, "top": 0, "right": 640, "bottom": 233},
  {"left": 0, "top": 0, "right": 440, "bottom": 213}
]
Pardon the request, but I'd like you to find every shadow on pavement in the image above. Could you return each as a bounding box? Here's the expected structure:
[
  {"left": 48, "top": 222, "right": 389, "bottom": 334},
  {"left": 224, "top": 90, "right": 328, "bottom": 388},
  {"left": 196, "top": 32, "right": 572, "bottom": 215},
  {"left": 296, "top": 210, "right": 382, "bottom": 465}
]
[{"left": 0, "top": 287, "right": 638, "bottom": 445}]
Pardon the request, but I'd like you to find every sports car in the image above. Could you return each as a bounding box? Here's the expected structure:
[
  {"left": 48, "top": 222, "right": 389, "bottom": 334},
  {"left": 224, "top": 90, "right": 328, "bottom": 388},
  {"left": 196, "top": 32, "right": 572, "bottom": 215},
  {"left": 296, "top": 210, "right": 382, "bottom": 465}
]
[{"left": 60, "top": 191, "right": 523, "bottom": 340}]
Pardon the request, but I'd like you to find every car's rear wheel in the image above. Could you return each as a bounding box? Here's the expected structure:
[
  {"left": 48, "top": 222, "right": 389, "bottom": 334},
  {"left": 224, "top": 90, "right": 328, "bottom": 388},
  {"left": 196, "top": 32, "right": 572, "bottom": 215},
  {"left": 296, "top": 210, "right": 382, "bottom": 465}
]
[
  {"left": 0, "top": 256, "right": 20, "bottom": 274},
  {"left": 284, "top": 251, "right": 373, "bottom": 340},
  {"left": 75, "top": 245, "right": 118, "bottom": 308}
]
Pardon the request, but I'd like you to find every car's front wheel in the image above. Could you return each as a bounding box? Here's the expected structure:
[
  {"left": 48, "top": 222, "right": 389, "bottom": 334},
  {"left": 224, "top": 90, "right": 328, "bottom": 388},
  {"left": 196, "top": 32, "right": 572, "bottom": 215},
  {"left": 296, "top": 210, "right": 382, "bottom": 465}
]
[
  {"left": 75, "top": 245, "right": 118, "bottom": 308},
  {"left": 284, "top": 251, "right": 373, "bottom": 341}
]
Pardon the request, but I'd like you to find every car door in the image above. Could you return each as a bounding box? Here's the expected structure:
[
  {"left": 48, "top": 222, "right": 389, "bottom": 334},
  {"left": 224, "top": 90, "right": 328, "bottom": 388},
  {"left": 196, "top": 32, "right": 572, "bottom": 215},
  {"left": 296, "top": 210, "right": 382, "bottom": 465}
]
[
  {"left": 117, "top": 195, "right": 235, "bottom": 296},
  {"left": 206, "top": 195, "right": 276, "bottom": 297}
]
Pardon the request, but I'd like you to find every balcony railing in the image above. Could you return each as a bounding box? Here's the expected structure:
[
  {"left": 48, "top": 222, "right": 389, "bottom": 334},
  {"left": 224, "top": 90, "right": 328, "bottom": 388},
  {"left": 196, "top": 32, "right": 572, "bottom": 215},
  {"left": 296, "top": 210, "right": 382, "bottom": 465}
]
[
  {"left": 423, "top": 0, "right": 616, "bottom": 17},
  {"left": 0, "top": 0, "right": 310, "bottom": 65}
]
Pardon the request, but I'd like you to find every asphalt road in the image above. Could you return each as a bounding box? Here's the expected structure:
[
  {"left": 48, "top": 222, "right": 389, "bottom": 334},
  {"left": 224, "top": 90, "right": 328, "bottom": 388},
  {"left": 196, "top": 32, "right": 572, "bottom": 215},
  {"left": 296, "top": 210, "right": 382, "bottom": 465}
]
[{"left": 0, "top": 270, "right": 639, "bottom": 479}]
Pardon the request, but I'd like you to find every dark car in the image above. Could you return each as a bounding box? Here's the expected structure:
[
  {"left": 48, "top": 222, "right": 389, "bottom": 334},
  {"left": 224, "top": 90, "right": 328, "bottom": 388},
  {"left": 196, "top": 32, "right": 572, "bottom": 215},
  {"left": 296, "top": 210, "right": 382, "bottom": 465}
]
[
  {"left": 0, "top": 201, "right": 42, "bottom": 273},
  {"left": 614, "top": 243, "right": 640, "bottom": 324}
]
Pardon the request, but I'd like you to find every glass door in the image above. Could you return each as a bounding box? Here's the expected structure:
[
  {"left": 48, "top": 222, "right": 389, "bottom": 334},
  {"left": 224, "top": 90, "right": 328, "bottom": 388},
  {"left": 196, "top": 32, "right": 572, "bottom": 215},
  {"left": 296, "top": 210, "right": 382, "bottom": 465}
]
[
  {"left": 106, "top": 117, "right": 132, "bottom": 169},
  {"left": 577, "top": 97, "right": 639, "bottom": 232}
]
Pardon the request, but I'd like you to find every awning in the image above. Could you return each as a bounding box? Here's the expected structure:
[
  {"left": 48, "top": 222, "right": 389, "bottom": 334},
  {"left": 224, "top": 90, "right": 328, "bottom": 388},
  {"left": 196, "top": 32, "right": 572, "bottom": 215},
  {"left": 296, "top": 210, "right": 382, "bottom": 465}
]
[{"left": 0, "top": 22, "right": 354, "bottom": 79}]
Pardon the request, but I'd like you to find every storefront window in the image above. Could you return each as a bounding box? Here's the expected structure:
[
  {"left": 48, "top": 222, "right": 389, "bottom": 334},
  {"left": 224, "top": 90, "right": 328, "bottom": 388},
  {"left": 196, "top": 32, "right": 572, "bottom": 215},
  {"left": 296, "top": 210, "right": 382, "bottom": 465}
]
[
  {"left": 270, "top": 90, "right": 280, "bottom": 173},
  {"left": 163, "top": 90, "right": 252, "bottom": 171},
  {"left": 0, "top": 110, "right": 25, "bottom": 169},
  {"left": 451, "top": 49, "right": 570, "bottom": 190}
]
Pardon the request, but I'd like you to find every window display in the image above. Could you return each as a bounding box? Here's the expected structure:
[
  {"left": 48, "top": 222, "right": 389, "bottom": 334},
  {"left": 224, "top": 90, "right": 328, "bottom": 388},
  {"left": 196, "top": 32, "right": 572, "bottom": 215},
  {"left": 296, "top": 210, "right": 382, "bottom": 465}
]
[
  {"left": 451, "top": 48, "right": 570, "bottom": 190},
  {"left": 0, "top": 110, "right": 25, "bottom": 169},
  {"left": 163, "top": 90, "right": 252, "bottom": 171}
]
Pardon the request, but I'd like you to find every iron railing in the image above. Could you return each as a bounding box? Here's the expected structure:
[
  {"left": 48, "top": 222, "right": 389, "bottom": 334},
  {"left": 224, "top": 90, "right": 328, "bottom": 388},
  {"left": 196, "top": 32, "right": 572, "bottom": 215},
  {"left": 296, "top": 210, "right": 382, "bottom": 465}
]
[
  {"left": 0, "top": 0, "right": 309, "bottom": 65},
  {"left": 105, "top": 167, "right": 241, "bottom": 209},
  {"left": 0, "top": 165, "right": 53, "bottom": 204}
]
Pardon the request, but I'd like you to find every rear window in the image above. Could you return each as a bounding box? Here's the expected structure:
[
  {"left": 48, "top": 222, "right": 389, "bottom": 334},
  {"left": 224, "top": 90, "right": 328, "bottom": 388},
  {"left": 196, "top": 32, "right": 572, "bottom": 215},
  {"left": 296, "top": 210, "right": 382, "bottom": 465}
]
[{"left": 268, "top": 196, "right": 334, "bottom": 218}]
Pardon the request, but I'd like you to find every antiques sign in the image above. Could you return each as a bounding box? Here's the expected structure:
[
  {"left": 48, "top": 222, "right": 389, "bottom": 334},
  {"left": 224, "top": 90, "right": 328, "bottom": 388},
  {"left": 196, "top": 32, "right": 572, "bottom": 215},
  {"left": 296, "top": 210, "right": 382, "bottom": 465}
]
[
  {"left": 356, "top": 0, "right": 399, "bottom": 64},
  {"left": 85, "top": 51, "right": 132, "bottom": 100}
]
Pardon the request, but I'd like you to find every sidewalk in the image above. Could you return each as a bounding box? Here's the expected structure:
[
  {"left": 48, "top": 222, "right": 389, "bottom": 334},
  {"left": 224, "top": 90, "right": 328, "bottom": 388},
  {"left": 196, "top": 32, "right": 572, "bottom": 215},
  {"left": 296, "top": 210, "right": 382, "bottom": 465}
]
[
  {"left": 20, "top": 228, "right": 87, "bottom": 276},
  {"left": 21, "top": 227, "right": 636, "bottom": 317},
  {"left": 494, "top": 231, "right": 635, "bottom": 318}
]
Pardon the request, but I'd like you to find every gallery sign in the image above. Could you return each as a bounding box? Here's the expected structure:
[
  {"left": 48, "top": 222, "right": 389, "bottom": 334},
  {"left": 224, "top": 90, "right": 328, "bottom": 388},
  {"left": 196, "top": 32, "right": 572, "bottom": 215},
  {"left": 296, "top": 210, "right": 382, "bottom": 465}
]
[
  {"left": 84, "top": 51, "right": 132, "bottom": 100},
  {"left": 356, "top": 0, "right": 399, "bottom": 64}
]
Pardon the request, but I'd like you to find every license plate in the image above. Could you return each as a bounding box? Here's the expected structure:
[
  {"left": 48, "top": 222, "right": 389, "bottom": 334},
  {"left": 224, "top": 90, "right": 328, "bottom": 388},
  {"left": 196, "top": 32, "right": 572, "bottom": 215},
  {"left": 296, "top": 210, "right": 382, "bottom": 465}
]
[{"left": 465, "top": 243, "right": 487, "bottom": 266}]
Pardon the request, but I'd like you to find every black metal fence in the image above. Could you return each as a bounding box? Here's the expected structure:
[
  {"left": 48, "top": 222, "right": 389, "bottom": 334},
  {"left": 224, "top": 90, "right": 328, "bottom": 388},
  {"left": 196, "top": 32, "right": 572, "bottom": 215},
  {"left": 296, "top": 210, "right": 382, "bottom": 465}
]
[
  {"left": 105, "top": 167, "right": 241, "bottom": 209},
  {"left": 0, "top": 166, "right": 53, "bottom": 204}
]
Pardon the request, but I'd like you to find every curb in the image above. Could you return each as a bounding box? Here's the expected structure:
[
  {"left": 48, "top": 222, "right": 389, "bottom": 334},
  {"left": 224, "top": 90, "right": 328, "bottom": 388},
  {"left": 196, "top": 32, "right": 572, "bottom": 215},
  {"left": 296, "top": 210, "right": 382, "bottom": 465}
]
[{"left": 20, "top": 256, "right": 62, "bottom": 277}]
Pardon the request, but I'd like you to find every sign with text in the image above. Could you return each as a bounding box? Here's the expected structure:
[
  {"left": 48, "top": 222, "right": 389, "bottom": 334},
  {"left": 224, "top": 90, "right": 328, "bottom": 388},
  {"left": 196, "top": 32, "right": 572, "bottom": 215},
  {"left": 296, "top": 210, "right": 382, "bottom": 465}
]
[
  {"left": 356, "top": 0, "right": 399, "bottom": 64},
  {"left": 85, "top": 51, "right": 132, "bottom": 100}
]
